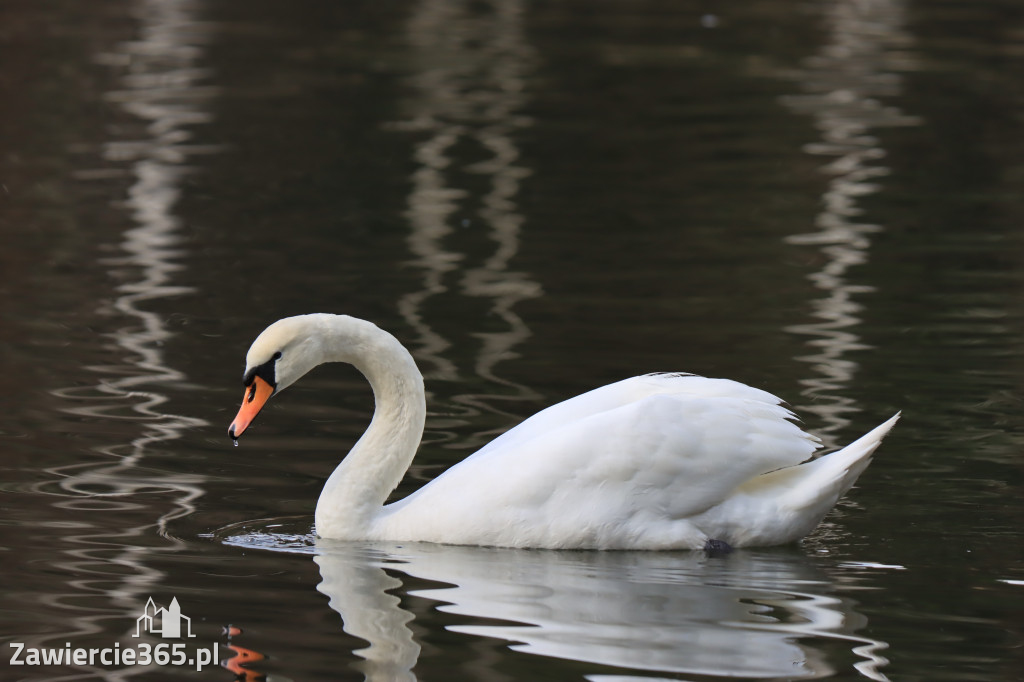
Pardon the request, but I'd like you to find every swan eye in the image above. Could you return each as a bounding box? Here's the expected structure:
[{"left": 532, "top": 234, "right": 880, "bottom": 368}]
[{"left": 242, "top": 352, "right": 281, "bottom": 389}]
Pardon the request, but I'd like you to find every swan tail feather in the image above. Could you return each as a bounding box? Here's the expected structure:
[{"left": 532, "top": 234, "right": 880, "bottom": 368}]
[
  {"left": 778, "top": 412, "right": 900, "bottom": 511},
  {"left": 707, "top": 413, "right": 900, "bottom": 546},
  {"left": 746, "top": 412, "right": 899, "bottom": 522}
]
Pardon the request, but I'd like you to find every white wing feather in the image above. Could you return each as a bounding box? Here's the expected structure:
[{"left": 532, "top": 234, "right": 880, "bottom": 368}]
[{"left": 375, "top": 375, "right": 822, "bottom": 548}]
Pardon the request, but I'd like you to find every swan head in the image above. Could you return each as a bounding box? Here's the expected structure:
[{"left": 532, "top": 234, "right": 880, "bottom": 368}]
[{"left": 228, "top": 315, "right": 332, "bottom": 439}]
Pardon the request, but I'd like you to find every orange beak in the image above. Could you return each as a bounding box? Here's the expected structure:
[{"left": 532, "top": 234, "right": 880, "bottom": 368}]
[{"left": 228, "top": 375, "right": 275, "bottom": 439}]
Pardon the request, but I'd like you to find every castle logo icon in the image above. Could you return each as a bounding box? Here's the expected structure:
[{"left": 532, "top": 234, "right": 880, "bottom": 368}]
[{"left": 133, "top": 597, "right": 196, "bottom": 638}]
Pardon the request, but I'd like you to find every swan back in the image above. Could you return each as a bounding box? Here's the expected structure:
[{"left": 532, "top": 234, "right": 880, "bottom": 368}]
[{"left": 474, "top": 374, "right": 811, "bottom": 459}]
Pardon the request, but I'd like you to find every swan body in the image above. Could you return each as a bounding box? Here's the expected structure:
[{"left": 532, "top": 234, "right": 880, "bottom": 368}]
[{"left": 228, "top": 314, "right": 899, "bottom": 550}]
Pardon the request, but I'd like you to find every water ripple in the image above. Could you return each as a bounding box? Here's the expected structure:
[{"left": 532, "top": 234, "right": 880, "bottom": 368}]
[
  {"left": 211, "top": 519, "right": 893, "bottom": 682},
  {"left": 781, "top": 0, "right": 920, "bottom": 446},
  {"left": 25, "top": 0, "right": 216, "bottom": 673},
  {"left": 393, "top": 0, "right": 543, "bottom": 453}
]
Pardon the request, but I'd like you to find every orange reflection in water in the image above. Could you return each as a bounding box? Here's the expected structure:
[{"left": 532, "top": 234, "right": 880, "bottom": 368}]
[{"left": 222, "top": 625, "right": 267, "bottom": 682}]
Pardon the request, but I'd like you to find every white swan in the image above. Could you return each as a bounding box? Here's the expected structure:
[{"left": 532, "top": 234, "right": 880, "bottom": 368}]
[{"left": 228, "top": 314, "right": 899, "bottom": 550}]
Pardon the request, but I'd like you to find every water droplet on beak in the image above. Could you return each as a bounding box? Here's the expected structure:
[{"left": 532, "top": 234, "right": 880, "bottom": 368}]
[{"left": 233, "top": 439, "right": 239, "bottom": 447}]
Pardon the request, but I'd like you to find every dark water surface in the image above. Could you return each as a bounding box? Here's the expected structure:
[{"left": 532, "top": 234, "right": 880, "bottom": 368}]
[{"left": 2, "top": 0, "right": 1023, "bottom": 680}]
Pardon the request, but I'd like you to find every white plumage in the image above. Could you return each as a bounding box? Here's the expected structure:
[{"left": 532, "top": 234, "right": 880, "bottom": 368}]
[{"left": 228, "top": 314, "right": 898, "bottom": 550}]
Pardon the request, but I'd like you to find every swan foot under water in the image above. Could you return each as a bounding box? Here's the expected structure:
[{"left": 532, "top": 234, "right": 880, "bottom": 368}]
[
  {"left": 228, "top": 314, "right": 900, "bottom": 550},
  {"left": 703, "top": 539, "right": 734, "bottom": 556}
]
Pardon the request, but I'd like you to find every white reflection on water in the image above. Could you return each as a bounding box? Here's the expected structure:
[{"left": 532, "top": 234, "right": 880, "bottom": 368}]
[
  {"left": 782, "top": 0, "right": 919, "bottom": 447},
  {"left": 36, "top": 0, "right": 213, "bottom": 669},
  {"left": 313, "top": 543, "right": 891, "bottom": 681},
  {"left": 393, "top": 0, "right": 542, "bottom": 446}
]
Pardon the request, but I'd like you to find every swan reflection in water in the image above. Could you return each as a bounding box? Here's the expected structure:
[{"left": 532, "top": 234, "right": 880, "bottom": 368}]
[{"left": 307, "top": 541, "right": 890, "bottom": 682}]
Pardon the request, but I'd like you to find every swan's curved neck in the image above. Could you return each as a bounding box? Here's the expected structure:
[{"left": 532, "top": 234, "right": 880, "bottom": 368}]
[{"left": 313, "top": 317, "right": 426, "bottom": 538}]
